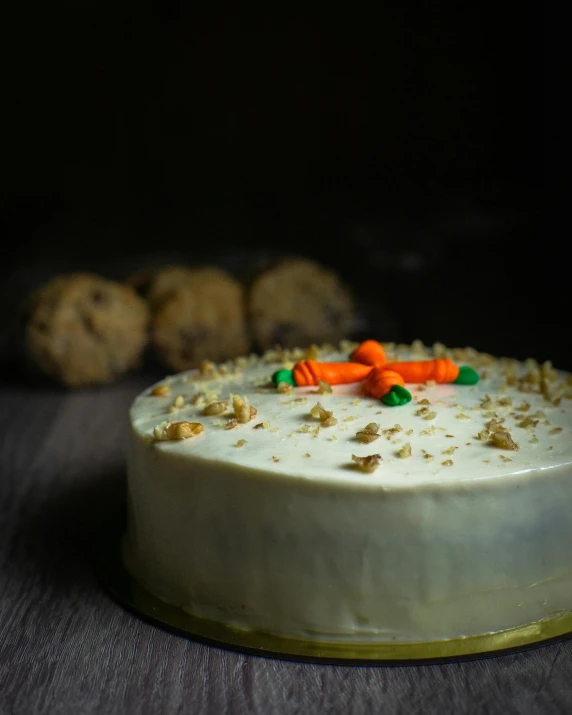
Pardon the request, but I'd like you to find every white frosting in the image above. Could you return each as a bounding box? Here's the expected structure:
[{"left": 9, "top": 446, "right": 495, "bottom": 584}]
[{"left": 123, "top": 344, "right": 572, "bottom": 643}]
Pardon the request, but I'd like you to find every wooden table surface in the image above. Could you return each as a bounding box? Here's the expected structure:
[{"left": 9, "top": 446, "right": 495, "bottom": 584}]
[{"left": 1, "top": 371, "right": 571, "bottom": 715}]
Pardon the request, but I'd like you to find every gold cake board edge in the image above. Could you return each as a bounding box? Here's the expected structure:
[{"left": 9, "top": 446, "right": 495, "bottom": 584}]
[{"left": 91, "top": 507, "right": 572, "bottom": 664}]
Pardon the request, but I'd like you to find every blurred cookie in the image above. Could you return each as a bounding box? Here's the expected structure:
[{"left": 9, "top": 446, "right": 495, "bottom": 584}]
[
  {"left": 24, "top": 273, "right": 150, "bottom": 387},
  {"left": 127, "top": 265, "right": 201, "bottom": 308},
  {"left": 152, "top": 268, "right": 249, "bottom": 371},
  {"left": 247, "top": 258, "right": 355, "bottom": 350}
]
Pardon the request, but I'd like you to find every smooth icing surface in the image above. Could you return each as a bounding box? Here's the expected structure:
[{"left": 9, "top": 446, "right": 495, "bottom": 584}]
[{"left": 123, "top": 342, "right": 572, "bottom": 643}]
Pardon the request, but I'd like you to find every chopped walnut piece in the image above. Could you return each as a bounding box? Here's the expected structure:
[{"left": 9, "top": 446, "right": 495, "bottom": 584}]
[
  {"left": 356, "top": 423, "right": 380, "bottom": 443},
  {"left": 441, "top": 460, "right": 454, "bottom": 467},
  {"left": 499, "top": 396, "right": 513, "bottom": 407},
  {"left": 235, "top": 439, "right": 247, "bottom": 447},
  {"left": 305, "top": 344, "right": 320, "bottom": 360},
  {"left": 154, "top": 421, "right": 204, "bottom": 441},
  {"left": 416, "top": 406, "right": 430, "bottom": 416},
  {"left": 232, "top": 395, "right": 257, "bottom": 423},
  {"left": 253, "top": 421, "right": 270, "bottom": 429},
  {"left": 485, "top": 418, "right": 507, "bottom": 432},
  {"left": 382, "top": 424, "right": 403, "bottom": 439},
  {"left": 550, "top": 427, "right": 563, "bottom": 435},
  {"left": 480, "top": 395, "right": 495, "bottom": 410},
  {"left": 423, "top": 453, "right": 434, "bottom": 460},
  {"left": 203, "top": 400, "right": 228, "bottom": 416},
  {"left": 304, "top": 452, "right": 311, "bottom": 458},
  {"left": 476, "top": 429, "right": 490, "bottom": 441},
  {"left": 516, "top": 417, "right": 539, "bottom": 429},
  {"left": 316, "top": 380, "right": 333, "bottom": 395},
  {"left": 309, "top": 404, "right": 321, "bottom": 418},
  {"left": 277, "top": 382, "right": 294, "bottom": 394},
  {"left": 271, "top": 456, "right": 280, "bottom": 462},
  {"left": 442, "top": 446, "right": 457, "bottom": 455},
  {"left": 151, "top": 384, "right": 171, "bottom": 397},
  {"left": 299, "top": 424, "right": 311, "bottom": 433},
  {"left": 190, "top": 392, "right": 205, "bottom": 406},
  {"left": 352, "top": 453, "right": 382, "bottom": 473},
  {"left": 541, "top": 380, "right": 555, "bottom": 402},
  {"left": 489, "top": 431, "right": 519, "bottom": 450},
  {"left": 398, "top": 443, "right": 412, "bottom": 458},
  {"left": 541, "top": 360, "right": 558, "bottom": 382},
  {"left": 456, "top": 413, "right": 470, "bottom": 420},
  {"left": 516, "top": 401, "right": 531, "bottom": 412},
  {"left": 173, "top": 395, "right": 185, "bottom": 408},
  {"left": 224, "top": 419, "right": 238, "bottom": 430},
  {"left": 445, "top": 434, "right": 454, "bottom": 438},
  {"left": 529, "top": 435, "right": 539, "bottom": 444},
  {"left": 423, "top": 411, "right": 437, "bottom": 421},
  {"left": 310, "top": 401, "right": 337, "bottom": 426},
  {"left": 418, "top": 398, "right": 431, "bottom": 405},
  {"left": 198, "top": 360, "right": 218, "bottom": 378},
  {"left": 433, "top": 342, "right": 447, "bottom": 358}
]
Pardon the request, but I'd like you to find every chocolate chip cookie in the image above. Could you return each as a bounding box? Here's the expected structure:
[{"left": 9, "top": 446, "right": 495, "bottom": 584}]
[
  {"left": 128, "top": 265, "right": 206, "bottom": 308},
  {"left": 24, "top": 273, "right": 150, "bottom": 386},
  {"left": 247, "top": 257, "right": 356, "bottom": 351},
  {"left": 152, "top": 268, "right": 249, "bottom": 371}
]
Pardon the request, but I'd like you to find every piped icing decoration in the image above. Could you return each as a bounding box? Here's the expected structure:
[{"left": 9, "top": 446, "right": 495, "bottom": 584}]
[
  {"left": 294, "top": 360, "right": 371, "bottom": 387},
  {"left": 271, "top": 340, "right": 479, "bottom": 406}
]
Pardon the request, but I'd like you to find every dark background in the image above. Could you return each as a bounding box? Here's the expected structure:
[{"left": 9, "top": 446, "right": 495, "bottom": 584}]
[{"left": 2, "top": 6, "right": 554, "bottom": 369}]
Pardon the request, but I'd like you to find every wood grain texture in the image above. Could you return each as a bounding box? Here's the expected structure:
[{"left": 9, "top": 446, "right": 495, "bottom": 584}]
[{"left": 1, "top": 375, "right": 571, "bottom": 715}]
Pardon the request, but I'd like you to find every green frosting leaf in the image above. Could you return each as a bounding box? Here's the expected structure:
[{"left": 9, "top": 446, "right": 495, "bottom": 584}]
[
  {"left": 453, "top": 366, "right": 480, "bottom": 385},
  {"left": 382, "top": 391, "right": 400, "bottom": 406},
  {"left": 382, "top": 385, "right": 412, "bottom": 406},
  {"left": 392, "top": 384, "right": 412, "bottom": 402},
  {"left": 271, "top": 369, "right": 296, "bottom": 387}
]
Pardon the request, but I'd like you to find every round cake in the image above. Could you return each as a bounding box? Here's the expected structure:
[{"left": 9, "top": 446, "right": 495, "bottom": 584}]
[{"left": 123, "top": 340, "right": 572, "bottom": 647}]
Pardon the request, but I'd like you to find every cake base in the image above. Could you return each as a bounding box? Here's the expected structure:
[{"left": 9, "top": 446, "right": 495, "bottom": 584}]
[{"left": 92, "top": 506, "right": 572, "bottom": 664}]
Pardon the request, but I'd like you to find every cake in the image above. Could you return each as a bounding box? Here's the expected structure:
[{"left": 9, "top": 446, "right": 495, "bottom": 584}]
[{"left": 123, "top": 340, "right": 572, "bottom": 648}]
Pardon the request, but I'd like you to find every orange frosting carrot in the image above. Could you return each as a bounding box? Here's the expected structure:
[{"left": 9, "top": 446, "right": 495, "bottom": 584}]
[
  {"left": 293, "top": 360, "right": 372, "bottom": 386},
  {"left": 364, "top": 367, "right": 405, "bottom": 399},
  {"left": 351, "top": 340, "right": 387, "bottom": 367},
  {"left": 384, "top": 359, "right": 460, "bottom": 384}
]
